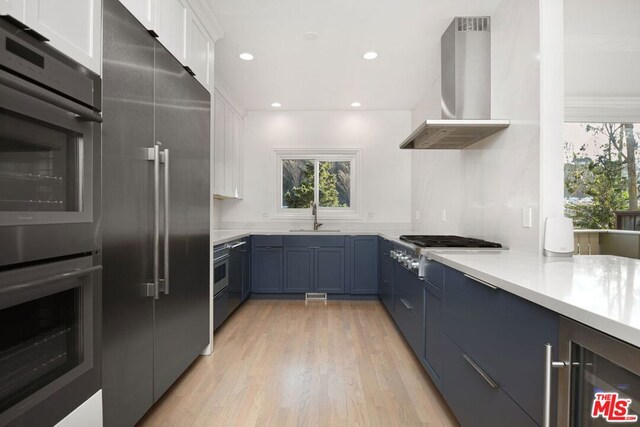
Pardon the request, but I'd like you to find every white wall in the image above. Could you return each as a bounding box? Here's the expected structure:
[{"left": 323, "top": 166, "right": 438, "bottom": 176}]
[
  {"left": 220, "top": 110, "right": 412, "bottom": 230},
  {"left": 410, "top": 0, "right": 561, "bottom": 252},
  {"left": 564, "top": 0, "right": 640, "bottom": 122}
]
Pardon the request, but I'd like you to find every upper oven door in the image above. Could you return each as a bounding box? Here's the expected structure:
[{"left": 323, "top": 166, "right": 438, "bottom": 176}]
[{"left": 0, "top": 69, "right": 97, "bottom": 227}]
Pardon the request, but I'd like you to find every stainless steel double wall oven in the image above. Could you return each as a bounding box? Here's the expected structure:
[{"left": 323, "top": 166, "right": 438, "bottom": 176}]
[{"left": 0, "top": 17, "right": 102, "bottom": 426}]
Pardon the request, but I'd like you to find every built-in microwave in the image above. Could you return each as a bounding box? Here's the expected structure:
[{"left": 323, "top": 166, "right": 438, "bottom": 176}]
[{"left": 0, "top": 17, "right": 102, "bottom": 267}]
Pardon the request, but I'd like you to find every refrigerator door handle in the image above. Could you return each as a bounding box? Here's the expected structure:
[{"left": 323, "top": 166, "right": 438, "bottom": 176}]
[
  {"left": 146, "top": 144, "right": 160, "bottom": 299},
  {"left": 160, "top": 148, "right": 170, "bottom": 295}
]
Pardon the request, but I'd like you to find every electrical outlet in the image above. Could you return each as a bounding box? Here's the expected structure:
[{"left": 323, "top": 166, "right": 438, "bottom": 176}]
[
  {"left": 415, "top": 210, "right": 421, "bottom": 221},
  {"left": 262, "top": 212, "right": 268, "bottom": 219},
  {"left": 522, "top": 207, "right": 532, "bottom": 228},
  {"left": 441, "top": 209, "right": 447, "bottom": 222},
  {"left": 368, "top": 212, "right": 375, "bottom": 219}
]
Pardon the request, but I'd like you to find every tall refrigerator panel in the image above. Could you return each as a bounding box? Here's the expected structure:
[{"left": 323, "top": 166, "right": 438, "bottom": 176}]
[
  {"left": 102, "top": 0, "right": 211, "bottom": 425},
  {"left": 102, "top": 2, "right": 155, "bottom": 426},
  {"left": 153, "top": 33, "right": 211, "bottom": 399}
]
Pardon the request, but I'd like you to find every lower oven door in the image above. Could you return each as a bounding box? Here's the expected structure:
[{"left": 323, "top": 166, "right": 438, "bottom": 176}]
[
  {"left": 0, "top": 68, "right": 101, "bottom": 267},
  {"left": 558, "top": 317, "right": 640, "bottom": 426},
  {"left": 0, "top": 255, "right": 101, "bottom": 426}
]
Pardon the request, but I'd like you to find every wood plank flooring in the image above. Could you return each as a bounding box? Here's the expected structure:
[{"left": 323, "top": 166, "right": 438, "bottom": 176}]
[{"left": 138, "top": 300, "right": 458, "bottom": 426}]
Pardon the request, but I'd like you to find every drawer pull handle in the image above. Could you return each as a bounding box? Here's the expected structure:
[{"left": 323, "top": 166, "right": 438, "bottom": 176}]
[
  {"left": 400, "top": 298, "right": 413, "bottom": 311},
  {"left": 463, "top": 354, "right": 499, "bottom": 389},
  {"left": 463, "top": 273, "right": 498, "bottom": 290}
]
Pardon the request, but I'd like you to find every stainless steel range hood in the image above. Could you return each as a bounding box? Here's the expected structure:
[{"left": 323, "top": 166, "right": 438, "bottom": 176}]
[{"left": 401, "top": 17, "right": 509, "bottom": 150}]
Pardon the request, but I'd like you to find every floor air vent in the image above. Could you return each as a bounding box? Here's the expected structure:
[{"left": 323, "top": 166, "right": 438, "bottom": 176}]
[{"left": 305, "top": 292, "right": 327, "bottom": 301}]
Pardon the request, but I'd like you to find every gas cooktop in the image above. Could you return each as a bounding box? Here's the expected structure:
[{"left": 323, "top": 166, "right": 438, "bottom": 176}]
[{"left": 399, "top": 235, "right": 503, "bottom": 248}]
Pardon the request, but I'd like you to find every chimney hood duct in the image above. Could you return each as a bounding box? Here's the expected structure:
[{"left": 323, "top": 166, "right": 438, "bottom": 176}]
[{"left": 401, "top": 17, "right": 509, "bottom": 150}]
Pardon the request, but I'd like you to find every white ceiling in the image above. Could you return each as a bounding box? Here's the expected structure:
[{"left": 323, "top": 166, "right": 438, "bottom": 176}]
[{"left": 208, "top": 0, "right": 503, "bottom": 111}]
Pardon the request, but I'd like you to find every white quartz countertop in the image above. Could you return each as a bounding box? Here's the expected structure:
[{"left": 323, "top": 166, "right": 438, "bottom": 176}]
[{"left": 424, "top": 249, "right": 640, "bottom": 348}]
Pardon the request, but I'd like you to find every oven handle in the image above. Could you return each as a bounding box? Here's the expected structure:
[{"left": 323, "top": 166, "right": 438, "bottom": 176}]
[
  {"left": 0, "top": 69, "right": 103, "bottom": 123},
  {"left": 0, "top": 265, "right": 102, "bottom": 296}
]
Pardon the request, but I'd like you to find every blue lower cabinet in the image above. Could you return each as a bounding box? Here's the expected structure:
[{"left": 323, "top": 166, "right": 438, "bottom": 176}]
[
  {"left": 423, "top": 282, "right": 443, "bottom": 385},
  {"left": 393, "top": 263, "right": 424, "bottom": 358},
  {"left": 442, "top": 335, "right": 538, "bottom": 427},
  {"left": 284, "top": 247, "right": 314, "bottom": 292},
  {"left": 349, "top": 236, "right": 378, "bottom": 294},
  {"left": 378, "top": 238, "right": 394, "bottom": 313},
  {"left": 315, "top": 247, "right": 345, "bottom": 293},
  {"left": 442, "top": 264, "right": 559, "bottom": 425},
  {"left": 252, "top": 247, "right": 283, "bottom": 293}
]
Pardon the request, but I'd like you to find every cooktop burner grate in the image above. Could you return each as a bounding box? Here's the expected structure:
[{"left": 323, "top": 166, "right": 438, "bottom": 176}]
[{"left": 399, "top": 235, "right": 502, "bottom": 248}]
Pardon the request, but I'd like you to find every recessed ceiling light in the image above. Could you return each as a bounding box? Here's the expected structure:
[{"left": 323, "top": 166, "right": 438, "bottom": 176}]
[
  {"left": 271, "top": 102, "right": 282, "bottom": 108},
  {"left": 303, "top": 32, "right": 320, "bottom": 41},
  {"left": 351, "top": 102, "right": 362, "bottom": 108},
  {"left": 239, "top": 53, "right": 254, "bottom": 61},
  {"left": 363, "top": 51, "right": 378, "bottom": 60}
]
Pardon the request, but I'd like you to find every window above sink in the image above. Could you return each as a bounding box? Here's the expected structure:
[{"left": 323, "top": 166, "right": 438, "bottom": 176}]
[{"left": 271, "top": 148, "right": 362, "bottom": 220}]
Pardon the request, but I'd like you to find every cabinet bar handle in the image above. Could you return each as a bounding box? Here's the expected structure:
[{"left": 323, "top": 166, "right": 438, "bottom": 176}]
[
  {"left": 543, "top": 343, "right": 568, "bottom": 427},
  {"left": 463, "top": 354, "right": 498, "bottom": 389},
  {"left": 463, "top": 273, "right": 498, "bottom": 290},
  {"left": 400, "top": 298, "right": 413, "bottom": 311}
]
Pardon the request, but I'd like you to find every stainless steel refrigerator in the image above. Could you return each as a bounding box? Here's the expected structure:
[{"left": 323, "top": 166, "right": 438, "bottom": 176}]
[{"left": 101, "top": 1, "right": 210, "bottom": 425}]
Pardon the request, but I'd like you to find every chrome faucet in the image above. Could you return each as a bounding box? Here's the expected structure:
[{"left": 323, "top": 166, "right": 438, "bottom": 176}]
[{"left": 312, "top": 203, "right": 323, "bottom": 230}]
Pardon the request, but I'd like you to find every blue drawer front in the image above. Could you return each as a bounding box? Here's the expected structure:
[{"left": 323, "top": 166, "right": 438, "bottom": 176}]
[
  {"left": 253, "top": 235, "right": 284, "bottom": 247},
  {"left": 284, "top": 235, "right": 345, "bottom": 247}
]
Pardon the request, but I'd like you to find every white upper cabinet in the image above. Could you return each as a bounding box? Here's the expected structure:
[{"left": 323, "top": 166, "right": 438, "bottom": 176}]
[
  {"left": 213, "top": 89, "right": 244, "bottom": 199},
  {"left": 155, "top": 0, "right": 188, "bottom": 65},
  {"left": 213, "top": 93, "right": 226, "bottom": 196},
  {"left": 186, "top": 9, "right": 211, "bottom": 90},
  {"left": 0, "top": 0, "right": 101, "bottom": 74},
  {"left": 119, "top": 0, "right": 155, "bottom": 29},
  {"left": 0, "top": 0, "right": 25, "bottom": 21}
]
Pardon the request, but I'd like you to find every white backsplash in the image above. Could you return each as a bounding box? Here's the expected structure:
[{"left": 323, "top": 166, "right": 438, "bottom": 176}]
[{"left": 410, "top": 0, "right": 544, "bottom": 252}]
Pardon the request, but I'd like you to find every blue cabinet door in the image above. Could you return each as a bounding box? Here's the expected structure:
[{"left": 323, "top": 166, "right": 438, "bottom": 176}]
[
  {"left": 378, "top": 238, "right": 394, "bottom": 312},
  {"left": 349, "top": 236, "right": 378, "bottom": 294},
  {"left": 315, "top": 247, "right": 345, "bottom": 293},
  {"left": 442, "top": 335, "right": 538, "bottom": 427},
  {"left": 241, "top": 239, "right": 251, "bottom": 301},
  {"left": 252, "top": 247, "right": 283, "bottom": 293},
  {"left": 284, "top": 247, "right": 314, "bottom": 293},
  {"left": 423, "top": 282, "right": 443, "bottom": 385}
]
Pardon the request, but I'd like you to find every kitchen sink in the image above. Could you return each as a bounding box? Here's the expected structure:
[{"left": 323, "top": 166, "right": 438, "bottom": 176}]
[{"left": 288, "top": 229, "right": 341, "bottom": 232}]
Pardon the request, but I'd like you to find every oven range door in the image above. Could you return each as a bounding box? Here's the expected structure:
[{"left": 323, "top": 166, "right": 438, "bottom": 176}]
[
  {"left": 0, "top": 69, "right": 101, "bottom": 267},
  {"left": 0, "top": 255, "right": 101, "bottom": 427}
]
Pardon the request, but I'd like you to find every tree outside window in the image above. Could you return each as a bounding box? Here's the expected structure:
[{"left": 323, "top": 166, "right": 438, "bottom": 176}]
[{"left": 564, "top": 123, "right": 640, "bottom": 229}]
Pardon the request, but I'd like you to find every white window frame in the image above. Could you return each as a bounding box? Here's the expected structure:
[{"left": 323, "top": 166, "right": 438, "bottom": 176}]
[{"left": 271, "top": 148, "right": 362, "bottom": 220}]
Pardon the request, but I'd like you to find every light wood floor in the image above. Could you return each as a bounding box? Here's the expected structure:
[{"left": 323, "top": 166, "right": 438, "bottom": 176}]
[{"left": 139, "top": 300, "right": 458, "bottom": 427}]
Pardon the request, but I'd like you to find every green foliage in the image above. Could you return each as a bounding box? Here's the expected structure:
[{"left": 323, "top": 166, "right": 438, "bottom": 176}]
[
  {"left": 319, "top": 162, "right": 345, "bottom": 207},
  {"left": 565, "top": 155, "right": 628, "bottom": 229},
  {"left": 283, "top": 162, "right": 314, "bottom": 208}
]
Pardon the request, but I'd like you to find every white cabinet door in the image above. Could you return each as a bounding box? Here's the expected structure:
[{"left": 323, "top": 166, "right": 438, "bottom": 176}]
[
  {"left": 24, "top": 0, "right": 102, "bottom": 74},
  {"left": 213, "top": 93, "right": 226, "bottom": 196},
  {"left": 119, "top": 0, "right": 155, "bottom": 30},
  {"left": 0, "top": 0, "right": 26, "bottom": 21},
  {"left": 232, "top": 114, "right": 242, "bottom": 198},
  {"left": 155, "top": 0, "right": 187, "bottom": 64},
  {"left": 224, "top": 104, "right": 235, "bottom": 197},
  {"left": 186, "top": 10, "right": 211, "bottom": 90}
]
